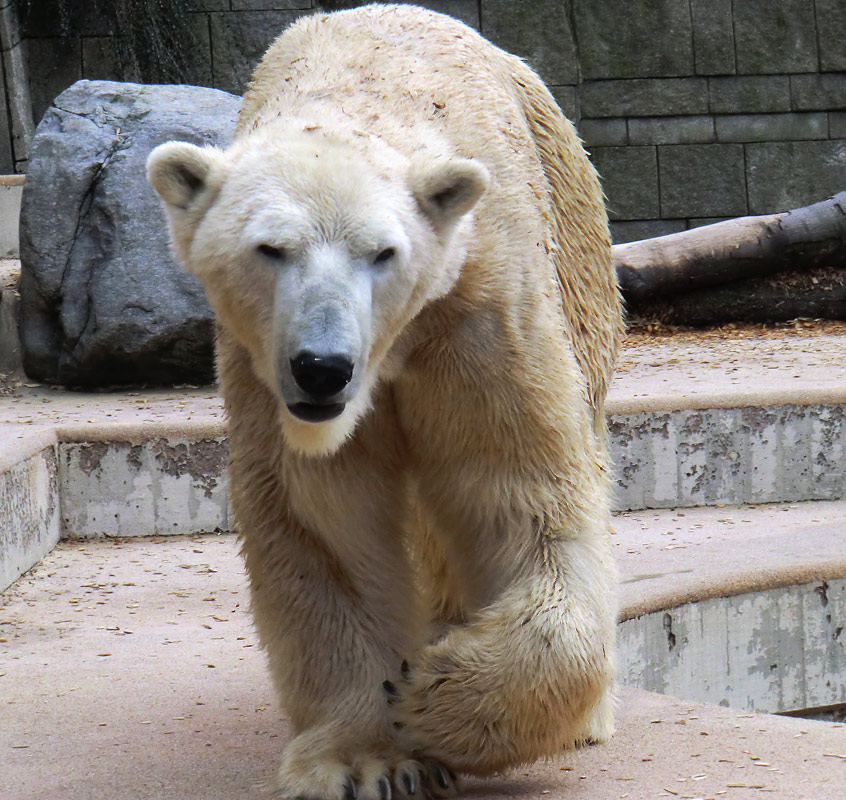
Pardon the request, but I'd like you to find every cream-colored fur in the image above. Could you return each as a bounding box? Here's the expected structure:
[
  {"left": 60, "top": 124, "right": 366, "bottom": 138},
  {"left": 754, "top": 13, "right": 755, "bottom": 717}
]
[{"left": 147, "top": 4, "right": 622, "bottom": 798}]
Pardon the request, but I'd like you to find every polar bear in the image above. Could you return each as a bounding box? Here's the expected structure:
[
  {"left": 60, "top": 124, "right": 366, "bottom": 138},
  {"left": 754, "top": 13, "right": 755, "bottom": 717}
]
[{"left": 147, "top": 4, "right": 622, "bottom": 798}]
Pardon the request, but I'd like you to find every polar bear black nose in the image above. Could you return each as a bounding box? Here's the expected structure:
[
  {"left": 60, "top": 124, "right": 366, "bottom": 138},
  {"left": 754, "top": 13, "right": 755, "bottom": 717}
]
[{"left": 290, "top": 352, "right": 354, "bottom": 400}]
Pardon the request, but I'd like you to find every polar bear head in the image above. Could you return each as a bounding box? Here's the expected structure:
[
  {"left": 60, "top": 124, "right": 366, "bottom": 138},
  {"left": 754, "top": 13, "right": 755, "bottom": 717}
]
[{"left": 147, "top": 124, "right": 488, "bottom": 455}]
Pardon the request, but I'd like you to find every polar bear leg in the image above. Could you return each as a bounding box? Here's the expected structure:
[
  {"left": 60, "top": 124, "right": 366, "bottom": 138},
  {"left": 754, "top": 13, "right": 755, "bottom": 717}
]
[
  {"left": 221, "top": 343, "right": 452, "bottom": 798},
  {"left": 576, "top": 684, "right": 617, "bottom": 746},
  {"left": 392, "top": 533, "right": 616, "bottom": 775},
  {"left": 242, "top": 482, "right": 423, "bottom": 799},
  {"left": 410, "top": 502, "right": 468, "bottom": 628}
]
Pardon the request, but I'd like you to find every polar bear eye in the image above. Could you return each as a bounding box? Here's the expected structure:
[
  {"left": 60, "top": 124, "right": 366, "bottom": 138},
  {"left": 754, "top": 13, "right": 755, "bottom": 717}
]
[
  {"left": 258, "top": 243, "right": 286, "bottom": 261},
  {"left": 373, "top": 247, "right": 395, "bottom": 266}
]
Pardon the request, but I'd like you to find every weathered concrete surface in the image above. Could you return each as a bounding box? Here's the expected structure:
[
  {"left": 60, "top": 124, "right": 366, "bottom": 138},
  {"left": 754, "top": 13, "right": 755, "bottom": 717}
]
[
  {"left": 610, "top": 403, "right": 846, "bottom": 510},
  {"left": 620, "top": 578, "right": 846, "bottom": 714},
  {"left": 614, "top": 500, "right": 846, "bottom": 620},
  {"left": 0, "top": 176, "right": 23, "bottom": 257},
  {"left": 0, "top": 385, "right": 227, "bottom": 574},
  {"left": 616, "top": 500, "right": 846, "bottom": 714},
  {"left": 0, "top": 535, "right": 276, "bottom": 800},
  {"left": 0, "top": 383, "right": 225, "bottom": 432},
  {"left": 0, "top": 259, "right": 23, "bottom": 381},
  {"left": 2, "top": 530, "right": 844, "bottom": 800},
  {"left": 1, "top": 327, "right": 846, "bottom": 527},
  {"left": 5, "top": 394, "right": 844, "bottom": 528},
  {"left": 609, "top": 327, "right": 846, "bottom": 509},
  {"left": 60, "top": 436, "right": 229, "bottom": 538},
  {"left": 609, "top": 329, "right": 846, "bottom": 414},
  {"left": 0, "top": 425, "right": 59, "bottom": 591}
]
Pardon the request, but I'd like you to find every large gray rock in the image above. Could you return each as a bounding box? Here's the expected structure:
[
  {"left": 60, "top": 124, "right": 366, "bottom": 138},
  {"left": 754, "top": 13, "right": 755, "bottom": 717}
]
[{"left": 19, "top": 80, "right": 240, "bottom": 387}]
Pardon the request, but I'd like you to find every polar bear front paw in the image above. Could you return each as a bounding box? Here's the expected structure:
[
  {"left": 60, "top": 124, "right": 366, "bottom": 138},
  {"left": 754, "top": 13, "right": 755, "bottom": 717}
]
[
  {"left": 575, "top": 687, "right": 616, "bottom": 747},
  {"left": 383, "top": 657, "right": 480, "bottom": 773},
  {"left": 276, "top": 728, "right": 456, "bottom": 800}
]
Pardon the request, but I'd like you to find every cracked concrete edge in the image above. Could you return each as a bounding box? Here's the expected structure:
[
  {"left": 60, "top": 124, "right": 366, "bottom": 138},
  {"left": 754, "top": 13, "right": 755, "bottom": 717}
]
[
  {"left": 59, "top": 435, "right": 230, "bottom": 539},
  {"left": 0, "top": 428, "right": 59, "bottom": 590},
  {"left": 618, "top": 577, "right": 846, "bottom": 714},
  {"left": 36, "top": 405, "right": 846, "bottom": 538},
  {"left": 0, "top": 420, "right": 230, "bottom": 589},
  {"left": 54, "top": 418, "right": 227, "bottom": 444},
  {"left": 607, "top": 385, "right": 846, "bottom": 415},
  {"left": 610, "top": 401, "right": 846, "bottom": 510},
  {"left": 620, "top": 558, "right": 846, "bottom": 622}
]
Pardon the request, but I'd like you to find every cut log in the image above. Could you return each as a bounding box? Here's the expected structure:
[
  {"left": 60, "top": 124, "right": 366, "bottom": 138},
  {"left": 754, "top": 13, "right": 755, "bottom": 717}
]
[{"left": 614, "top": 192, "right": 846, "bottom": 303}]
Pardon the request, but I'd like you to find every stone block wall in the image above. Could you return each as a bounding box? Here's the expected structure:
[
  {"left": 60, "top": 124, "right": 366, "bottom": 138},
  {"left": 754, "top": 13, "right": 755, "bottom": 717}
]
[
  {"left": 569, "top": 0, "right": 846, "bottom": 242},
  {"left": 3, "top": 0, "right": 845, "bottom": 242}
]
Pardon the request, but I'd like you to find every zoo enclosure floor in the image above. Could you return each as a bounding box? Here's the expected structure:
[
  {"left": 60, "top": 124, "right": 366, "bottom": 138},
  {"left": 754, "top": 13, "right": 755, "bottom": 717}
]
[{"left": 2, "top": 509, "right": 845, "bottom": 800}]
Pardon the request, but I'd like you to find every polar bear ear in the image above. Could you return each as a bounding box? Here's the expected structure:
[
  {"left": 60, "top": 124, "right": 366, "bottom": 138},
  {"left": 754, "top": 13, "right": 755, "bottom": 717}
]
[
  {"left": 146, "top": 141, "right": 225, "bottom": 211},
  {"left": 409, "top": 157, "right": 490, "bottom": 233}
]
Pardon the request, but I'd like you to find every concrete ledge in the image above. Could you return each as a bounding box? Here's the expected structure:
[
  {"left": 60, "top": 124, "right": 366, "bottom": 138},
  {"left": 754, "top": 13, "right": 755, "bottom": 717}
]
[
  {"left": 620, "top": 578, "right": 846, "bottom": 714},
  {"left": 608, "top": 386, "right": 846, "bottom": 415},
  {"left": 0, "top": 422, "right": 55, "bottom": 473},
  {"left": 0, "top": 179, "right": 22, "bottom": 258},
  {"left": 0, "top": 420, "right": 230, "bottom": 548},
  {"left": 55, "top": 418, "right": 227, "bottom": 444},
  {"left": 0, "top": 258, "right": 22, "bottom": 380},
  {"left": 611, "top": 402, "right": 846, "bottom": 510},
  {"left": 615, "top": 500, "right": 846, "bottom": 619},
  {"left": 0, "top": 389, "right": 230, "bottom": 574},
  {"left": 614, "top": 500, "right": 846, "bottom": 725},
  {"left": 60, "top": 436, "right": 230, "bottom": 539},
  {"left": 0, "top": 425, "right": 59, "bottom": 590},
  {"left": 4, "top": 399, "right": 842, "bottom": 545}
]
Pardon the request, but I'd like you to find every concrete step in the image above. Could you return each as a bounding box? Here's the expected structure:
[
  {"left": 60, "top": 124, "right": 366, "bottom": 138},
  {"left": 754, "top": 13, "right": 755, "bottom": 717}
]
[
  {"left": 2, "top": 325, "right": 846, "bottom": 590},
  {"left": 0, "top": 425, "right": 59, "bottom": 593},
  {"left": 0, "top": 389, "right": 226, "bottom": 591},
  {"left": 608, "top": 325, "right": 846, "bottom": 510},
  {"left": 1, "top": 503, "right": 844, "bottom": 799},
  {"left": 614, "top": 501, "right": 846, "bottom": 716}
]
